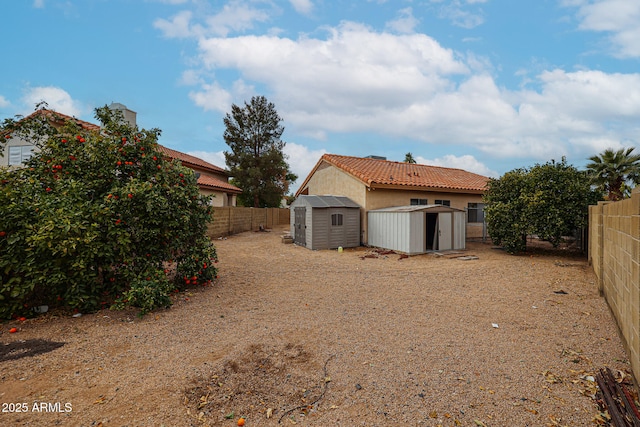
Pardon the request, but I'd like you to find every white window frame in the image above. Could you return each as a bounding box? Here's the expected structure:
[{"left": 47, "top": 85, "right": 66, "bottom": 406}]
[{"left": 8, "top": 145, "right": 34, "bottom": 165}]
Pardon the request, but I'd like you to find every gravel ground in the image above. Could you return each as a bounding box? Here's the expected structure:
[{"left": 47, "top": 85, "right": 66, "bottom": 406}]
[{"left": 0, "top": 225, "right": 630, "bottom": 427}]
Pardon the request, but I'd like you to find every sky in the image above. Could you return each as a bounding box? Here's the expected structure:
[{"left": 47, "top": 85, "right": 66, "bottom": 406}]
[{"left": 1, "top": 0, "right": 639, "bottom": 193}]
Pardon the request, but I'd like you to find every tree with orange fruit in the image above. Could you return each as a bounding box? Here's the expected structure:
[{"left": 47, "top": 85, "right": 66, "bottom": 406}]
[{"left": 0, "top": 105, "right": 218, "bottom": 319}]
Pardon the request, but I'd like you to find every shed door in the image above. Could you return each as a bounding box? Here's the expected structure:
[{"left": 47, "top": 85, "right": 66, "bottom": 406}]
[
  {"left": 438, "top": 212, "right": 452, "bottom": 251},
  {"left": 294, "top": 207, "right": 306, "bottom": 246}
]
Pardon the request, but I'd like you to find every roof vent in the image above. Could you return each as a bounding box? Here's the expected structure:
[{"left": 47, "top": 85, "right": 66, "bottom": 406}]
[{"left": 366, "top": 155, "right": 386, "bottom": 160}]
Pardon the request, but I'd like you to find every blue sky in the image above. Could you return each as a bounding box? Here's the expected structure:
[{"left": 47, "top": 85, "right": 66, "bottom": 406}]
[{"left": 1, "top": 0, "right": 639, "bottom": 193}]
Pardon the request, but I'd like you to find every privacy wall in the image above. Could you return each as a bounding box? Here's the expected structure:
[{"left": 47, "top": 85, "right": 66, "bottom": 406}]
[
  {"left": 207, "top": 207, "right": 290, "bottom": 238},
  {"left": 589, "top": 190, "right": 640, "bottom": 382}
]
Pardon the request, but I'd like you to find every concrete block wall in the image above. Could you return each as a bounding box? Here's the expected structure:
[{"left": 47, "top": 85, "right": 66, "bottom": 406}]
[
  {"left": 589, "top": 189, "right": 640, "bottom": 382},
  {"left": 207, "top": 207, "right": 290, "bottom": 238}
]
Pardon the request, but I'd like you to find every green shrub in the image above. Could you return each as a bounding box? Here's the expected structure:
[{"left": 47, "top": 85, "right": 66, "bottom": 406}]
[{"left": 0, "top": 106, "right": 218, "bottom": 318}]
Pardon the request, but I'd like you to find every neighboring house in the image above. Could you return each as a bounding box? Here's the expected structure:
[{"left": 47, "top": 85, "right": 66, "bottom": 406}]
[
  {"left": 1, "top": 109, "right": 100, "bottom": 168},
  {"left": 156, "top": 145, "right": 241, "bottom": 206},
  {"left": 0, "top": 105, "right": 242, "bottom": 206},
  {"left": 296, "top": 154, "right": 489, "bottom": 244}
]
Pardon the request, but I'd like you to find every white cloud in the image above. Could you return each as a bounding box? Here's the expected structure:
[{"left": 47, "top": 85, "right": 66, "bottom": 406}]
[
  {"left": 33, "top": 0, "right": 45, "bottom": 8},
  {"left": 21, "top": 86, "right": 84, "bottom": 117},
  {"left": 154, "top": 10, "right": 196, "bottom": 38},
  {"left": 204, "top": 1, "right": 272, "bottom": 37},
  {"left": 385, "top": 7, "right": 419, "bottom": 34},
  {"left": 186, "top": 143, "right": 323, "bottom": 194},
  {"left": 289, "top": 0, "right": 313, "bottom": 15},
  {"left": 180, "top": 69, "right": 203, "bottom": 86},
  {"left": 155, "top": 2, "right": 274, "bottom": 39},
  {"left": 195, "top": 21, "right": 468, "bottom": 119},
  {"left": 435, "top": 0, "right": 486, "bottom": 29},
  {"left": 188, "top": 81, "right": 232, "bottom": 113},
  {"left": 187, "top": 150, "right": 227, "bottom": 169},
  {"left": 568, "top": 0, "right": 640, "bottom": 58},
  {"left": 283, "top": 142, "right": 327, "bottom": 188},
  {"left": 0, "top": 95, "right": 10, "bottom": 109},
  {"left": 418, "top": 154, "right": 498, "bottom": 178},
  {"left": 171, "top": 12, "right": 640, "bottom": 168}
]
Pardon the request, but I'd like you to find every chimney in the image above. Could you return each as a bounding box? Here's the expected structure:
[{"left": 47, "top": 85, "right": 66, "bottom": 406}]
[{"left": 108, "top": 102, "right": 137, "bottom": 127}]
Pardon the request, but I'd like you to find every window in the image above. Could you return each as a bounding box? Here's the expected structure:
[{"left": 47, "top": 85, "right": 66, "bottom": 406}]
[
  {"left": 468, "top": 203, "right": 485, "bottom": 223},
  {"left": 410, "top": 198, "right": 428, "bottom": 205},
  {"left": 8, "top": 145, "right": 33, "bottom": 165},
  {"left": 331, "top": 213, "right": 343, "bottom": 226},
  {"left": 435, "top": 199, "right": 451, "bottom": 206}
]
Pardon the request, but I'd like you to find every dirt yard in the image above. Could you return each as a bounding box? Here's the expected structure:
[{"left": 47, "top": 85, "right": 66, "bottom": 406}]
[{"left": 0, "top": 226, "right": 631, "bottom": 426}]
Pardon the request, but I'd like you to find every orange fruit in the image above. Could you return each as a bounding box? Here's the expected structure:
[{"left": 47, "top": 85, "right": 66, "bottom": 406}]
[
  {"left": 237, "top": 418, "right": 246, "bottom": 426},
  {"left": 9, "top": 327, "right": 17, "bottom": 333}
]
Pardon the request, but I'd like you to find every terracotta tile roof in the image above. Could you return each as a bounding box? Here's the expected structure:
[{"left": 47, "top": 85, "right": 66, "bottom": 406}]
[
  {"left": 156, "top": 146, "right": 242, "bottom": 194},
  {"left": 156, "top": 145, "right": 228, "bottom": 175},
  {"left": 24, "top": 109, "right": 102, "bottom": 131},
  {"left": 196, "top": 174, "right": 242, "bottom": 194},
  {"left": 299, "top": 154, "right": 489, "bottom": 194}
]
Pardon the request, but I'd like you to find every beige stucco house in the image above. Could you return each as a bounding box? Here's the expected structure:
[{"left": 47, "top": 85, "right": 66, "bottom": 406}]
[
  {"left": 157, "top": 145, "right": 241, "bottom": 206},
  {"left": 296, "top": 154, "right": 489, "bottom": 244},
  {"left": 1, "top": 105, "right": 242, "bottom": 206}
]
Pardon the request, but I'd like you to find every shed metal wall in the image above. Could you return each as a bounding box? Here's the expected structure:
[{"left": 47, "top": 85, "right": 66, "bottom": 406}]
[
  {"left": 368, "top": 211, "right": 425, "bottom": 254},
  {"left": 368, "top": 205, "right": 466, "bottom": 254}
]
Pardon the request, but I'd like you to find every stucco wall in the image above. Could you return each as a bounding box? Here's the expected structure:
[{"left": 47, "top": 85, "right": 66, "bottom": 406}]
[{"left": 589, "top": 190, "right": 640, "bottom": 382}]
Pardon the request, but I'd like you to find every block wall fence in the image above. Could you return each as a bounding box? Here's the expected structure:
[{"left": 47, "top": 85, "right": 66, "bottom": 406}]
[
  {"left": 589, "top": 188, "right": 640, "bottom": 383},
  {"left": 207, "top": 207, "right": 290, "bottom": 238}
]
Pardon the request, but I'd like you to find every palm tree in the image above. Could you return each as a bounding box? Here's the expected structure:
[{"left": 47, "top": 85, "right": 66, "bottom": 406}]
[
  {"left": 404, "top": 152, "right": 417, "bottom": 164},
  {"left": 586, "top": 147, "right": 640, "bottom": 201}
]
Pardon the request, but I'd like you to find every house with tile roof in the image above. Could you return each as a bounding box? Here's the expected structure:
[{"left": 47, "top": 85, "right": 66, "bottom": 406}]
[
  {"left": 1, "top": 105, "right": 242, "bottom": 206},
  {"left": 296, "top": 154, "right": 489, "bottom": 244},
  {"left": 156, "top": 145, "right": 241, "bottom": 206}
]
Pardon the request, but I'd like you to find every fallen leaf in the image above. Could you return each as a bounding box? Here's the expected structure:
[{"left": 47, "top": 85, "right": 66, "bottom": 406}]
[
  {"left": 429, "top": 410, "right": 438, "bottom": 418},
  {"left": 266, "top": 408, "right": 273, "bottom": 418},
  {"left": 474, "top": 420, "right": 487, "bottom": 426},
  {"left": 542, "top": 370, "right": 562, "bottom": 384},
  {"left": 93, "top": 396, "right": 106, "bottom": 404}
]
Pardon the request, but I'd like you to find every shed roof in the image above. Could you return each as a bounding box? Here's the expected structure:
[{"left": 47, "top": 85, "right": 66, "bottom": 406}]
[
  {"left": 294, "top": 195, "right": 361, "bottom": 208},
  {"left": 369, "top": 204, "right": 464, "bottom": 213}
]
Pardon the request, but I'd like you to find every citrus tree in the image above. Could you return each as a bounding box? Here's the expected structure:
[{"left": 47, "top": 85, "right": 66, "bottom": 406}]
[
  {"left": 0, "top": 106, "right": 218, "bottom": 319},
  {"left": 484, "top": 158, "right": 599, "bottom": 254}
]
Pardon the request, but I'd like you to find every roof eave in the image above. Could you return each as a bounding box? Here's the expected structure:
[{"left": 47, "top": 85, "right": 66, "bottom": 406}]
[
  {"left": 198, "top": 183, "right": 243, "bottom": 194},
  {"left": 368, "top": 182, "right": 486, "bottom": 194}
]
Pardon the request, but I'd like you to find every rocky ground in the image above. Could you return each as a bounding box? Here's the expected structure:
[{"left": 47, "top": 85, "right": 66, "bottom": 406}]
[{"left": 0, "top": 226, "right": 631, "bottom": 426}]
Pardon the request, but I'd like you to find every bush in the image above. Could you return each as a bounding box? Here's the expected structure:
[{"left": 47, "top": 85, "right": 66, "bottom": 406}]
[
  {"left": 484, "top": 158, "right": 599, "bottom": 254},
  {"left": 0, "top": 106, "right": 218, "bottom": 318}
]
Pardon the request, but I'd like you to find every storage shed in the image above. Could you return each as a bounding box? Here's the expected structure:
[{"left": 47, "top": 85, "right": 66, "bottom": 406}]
[
  {"left": 290, "top": 195, "right": 361, "bottom": 250},
  {"left": 368, "top": 205, "right": 466, "bottom": 254}
]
